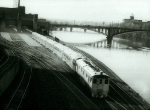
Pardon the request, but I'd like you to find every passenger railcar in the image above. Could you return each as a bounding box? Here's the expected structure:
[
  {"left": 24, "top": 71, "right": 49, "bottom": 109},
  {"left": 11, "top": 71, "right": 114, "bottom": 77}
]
[
  {"left": 62, "top": 47, "right": 82, "bottom": 70},
  {"left": 45, "top": 39, "right": 57, "bottom": 51},
  {"left": 53, "top": 43, "right": 65, "bottom": 58}
]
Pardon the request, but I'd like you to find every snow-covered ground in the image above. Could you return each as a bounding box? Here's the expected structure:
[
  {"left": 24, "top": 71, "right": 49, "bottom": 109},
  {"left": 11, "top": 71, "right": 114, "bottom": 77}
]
[
  {"left": 0, "top": 32, "right": 13, "bottom": 41},
  {"left": 19, "top": 34, "right": 41, "bottom": 47}
]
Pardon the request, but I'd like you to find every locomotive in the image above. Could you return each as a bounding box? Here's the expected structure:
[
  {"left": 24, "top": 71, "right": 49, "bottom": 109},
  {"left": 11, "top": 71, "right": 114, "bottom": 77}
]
[{"left": 31, "top": 32, "right": 109, "bottom": 97}]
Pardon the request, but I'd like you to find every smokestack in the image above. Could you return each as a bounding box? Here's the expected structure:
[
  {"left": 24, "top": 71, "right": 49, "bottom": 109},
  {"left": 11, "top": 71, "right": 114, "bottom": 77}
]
[{"left": 18, "top": 0, "right": 20, "bottom": 7}]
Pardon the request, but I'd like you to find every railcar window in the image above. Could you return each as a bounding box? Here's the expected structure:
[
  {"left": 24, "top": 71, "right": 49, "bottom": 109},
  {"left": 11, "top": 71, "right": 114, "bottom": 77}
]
[
  {"left": 105, "top": 79, "right": 108, "bottom": 84},
  {"left": 90, "top": 78, "right": 92, "bottom": 82},
  {"left": 73, "top": 60, "right": 76, "bottom": 66},
  {"left": 100, "top": 79, "right": 102, "bottom": 84},
  {"left": 93, "top": 79, "right": 97, "bottom": 83}
]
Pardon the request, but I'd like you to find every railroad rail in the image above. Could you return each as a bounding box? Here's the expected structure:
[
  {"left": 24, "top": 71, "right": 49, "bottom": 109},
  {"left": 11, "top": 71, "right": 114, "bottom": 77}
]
[
  {"left": 67, "top": 45, "right": 147, "bottom": 110},
  {"left": 0, "top": 33, "right": 99, "bottom": 109},
  {"left": 36, "top": 57, "right": 100, "bottom": 110},
  {"left": 0, "top": 49, "right": 16, "bottom": 76},
  {"left": 4, "top": 58, "right": 32, "bottom": 110},
  {"left": 0, "top": 29, "right": 149, "bottom": 109}
]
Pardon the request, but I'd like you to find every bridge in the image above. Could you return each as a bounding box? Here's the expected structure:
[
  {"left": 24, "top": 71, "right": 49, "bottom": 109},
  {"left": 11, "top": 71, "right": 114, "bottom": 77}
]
[{"left": 50, "top": 24, "right": 150, "bottom": 47}]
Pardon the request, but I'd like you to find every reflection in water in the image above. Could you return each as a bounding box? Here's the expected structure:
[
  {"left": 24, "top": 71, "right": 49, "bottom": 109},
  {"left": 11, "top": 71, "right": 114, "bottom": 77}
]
[
  {"left": 52, "top": 29, "right": 150, "bottom": 104},
  {"left": 87, "top": 38, "right": 150, "bottom": 52},
  {"left": 85, "top": 39, "right": 108, "bottom": 48},
  {"left": 86, "top": 39, "right": 129, "bottom": 49}
]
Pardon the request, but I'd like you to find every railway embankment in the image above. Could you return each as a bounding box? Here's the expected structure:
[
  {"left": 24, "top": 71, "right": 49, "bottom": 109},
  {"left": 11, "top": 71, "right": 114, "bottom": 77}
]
[{"left": 0, "top": 46, "right": 20, "bottom": 97}]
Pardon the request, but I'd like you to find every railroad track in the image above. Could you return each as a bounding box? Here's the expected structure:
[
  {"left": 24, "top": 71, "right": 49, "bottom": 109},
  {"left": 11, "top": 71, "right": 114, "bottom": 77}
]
[
  {"left": 42, "top": 53, "right": 106, "bottom": 110},
  {"left": 0, "top": 49, "right": 16, "bottom": 76},
  {"left": 3, "top": 57, "right": 32, "bottom": 110},
  {"left": 26, "top": 34, "right": 111, "bottom": 109},
  {"left": 0, "top": 50, "right": 9, "bottom": 68},
  {"left": 38, "top": 57, "right": 100, "bottom": 110},
  {"left": 0, "top": 51, "right": 5, "bottom": 62},
  {"left": 0, "top": 36, "right": 33, "bottom": 110},
  {"left": 0, "top": 55, "right": 5, "bottom": 63},
  {"left": 67, "top": 45, "right": 146, "bottom": 110},
  {"left": 110, "top": 80, "right": 145, "bottom": 110},
  {"left": 47, "top": 56, "right": 129, "bottom": 110},
  {"left": 0, "top": 31, "right": 148, "bottom": 109},
  {"left": 19, "top": 46, "right": 100, "bottom": 109},
  {"left": 14, "top": 45, "right": 99, "bottom": 109},
  {"left": 31, "top": 58, "right": 70, "bottom": 109},
  {"left": 0, "top": 34, "right": 99, "bottom": 109}
]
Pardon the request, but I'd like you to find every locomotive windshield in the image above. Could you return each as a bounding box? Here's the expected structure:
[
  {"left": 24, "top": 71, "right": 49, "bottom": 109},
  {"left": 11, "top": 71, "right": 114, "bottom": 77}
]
[
  {"left": 93, "top": 76, "right": 109, "bottom": 84},
  {"left": 93, "top": 78, "right": 102, "bottom": 84},
  {"left": 105, "top": 78, "right": 109, "bottom": 84},
  {"left": 93, "top": 78, "right": 97, "bottom": 84}
]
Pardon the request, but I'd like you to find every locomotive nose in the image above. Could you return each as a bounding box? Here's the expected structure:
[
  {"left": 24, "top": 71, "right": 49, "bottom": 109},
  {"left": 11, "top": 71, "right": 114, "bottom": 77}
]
[{"left": 97, "top": 89, "right": 103, "bottom": 97}]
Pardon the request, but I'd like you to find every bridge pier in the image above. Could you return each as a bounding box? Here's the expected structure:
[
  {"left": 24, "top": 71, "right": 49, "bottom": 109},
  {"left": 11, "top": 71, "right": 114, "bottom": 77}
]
[
  {"left": 98, "top": 28, "right": 100, "bottom": 33},
  {"left": 70, "top": 27, "right": 72, "bottom": 32},
  {"left": 111, "top": 40, "right": 115, "bottom": 47},
  {"left": 107, "top": 28, "right": 113, "bottom": 47},
  {"left": 113, "top": 29, "right": 116, "bottom": 35},
  {"left": 116, "top": 29, "right": 119, "bottom": 33},
  {"left": 100, "top": 42, "right": 102, "bottom": 47},
  {"left": 97, "top": 42, "right": 99, "bottom": 48},
  {"left": 107, "top": 35, "right": 113, "bottom": 47},
  {"left": 64, "top": 27, "right": 67, "bottom": 31},
  {"left": 102, "top": 28, "right": 103, "bottom": 33},
  {"left": 104, "top": 29, "right": 106, "bottom": 34},
  {"left": 33, "top": 14, "right": 38, "bottom": 31},
  {"left": 60, "top": 28, "right": 63, "bottom": 31}
]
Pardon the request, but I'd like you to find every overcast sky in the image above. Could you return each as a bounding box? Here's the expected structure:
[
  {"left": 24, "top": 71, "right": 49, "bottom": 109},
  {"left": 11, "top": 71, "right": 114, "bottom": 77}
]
[{"left": 0, "top": 0, "right": 150, "bottom": 22}]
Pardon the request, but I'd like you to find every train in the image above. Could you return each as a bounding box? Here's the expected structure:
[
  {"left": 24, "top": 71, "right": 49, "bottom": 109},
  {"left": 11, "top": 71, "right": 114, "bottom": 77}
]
[{"left": 31, "top": 32, "right": 109, "bottom": 98}]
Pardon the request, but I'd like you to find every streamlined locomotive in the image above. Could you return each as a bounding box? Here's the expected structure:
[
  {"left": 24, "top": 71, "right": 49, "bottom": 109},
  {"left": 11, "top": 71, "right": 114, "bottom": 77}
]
[{"left": 31, "top": 32, "right": 109, "bottom": 97}]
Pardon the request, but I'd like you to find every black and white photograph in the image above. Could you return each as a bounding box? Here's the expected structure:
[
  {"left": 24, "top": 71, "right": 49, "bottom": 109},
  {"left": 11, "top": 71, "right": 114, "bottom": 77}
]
[{"left": 0, "top": 0, "right": 150, "bottom": 109}]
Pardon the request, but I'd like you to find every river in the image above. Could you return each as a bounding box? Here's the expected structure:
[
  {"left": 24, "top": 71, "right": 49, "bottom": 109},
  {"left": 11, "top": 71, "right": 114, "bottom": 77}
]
[{"left": 52, "top": 28, "right": 150, "bottom": 104}]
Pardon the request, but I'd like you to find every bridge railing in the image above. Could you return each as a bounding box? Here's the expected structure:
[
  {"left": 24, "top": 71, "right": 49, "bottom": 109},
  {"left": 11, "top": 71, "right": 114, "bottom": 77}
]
[
  {"left": 46, "top": 18, "right": 112, "bottom": 27},
  {"left": 46, "top": 18, "right": 150, "bottom": 30}
]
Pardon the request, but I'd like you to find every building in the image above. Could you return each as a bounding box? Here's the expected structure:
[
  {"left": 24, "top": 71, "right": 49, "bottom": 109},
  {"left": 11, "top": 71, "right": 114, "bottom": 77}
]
[{"left": 123, "top": 15, "right": 143, "bottom": 29}]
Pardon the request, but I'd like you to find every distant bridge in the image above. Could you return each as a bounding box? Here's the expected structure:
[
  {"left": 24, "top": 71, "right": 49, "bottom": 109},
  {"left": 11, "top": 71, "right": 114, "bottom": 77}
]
[{"left": 50, "top": 24, "right": 150, "bottom": 47}]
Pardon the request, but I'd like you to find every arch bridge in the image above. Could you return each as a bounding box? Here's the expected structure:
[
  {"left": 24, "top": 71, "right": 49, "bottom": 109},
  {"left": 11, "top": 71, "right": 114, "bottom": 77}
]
[{"left": 50, "top": 24, "right": 150, "bottom": 47}]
